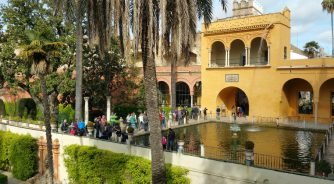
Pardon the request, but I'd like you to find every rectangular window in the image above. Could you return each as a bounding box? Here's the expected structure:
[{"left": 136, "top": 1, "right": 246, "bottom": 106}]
[
  {"left": 298, "top": 91, "right": 313, "bottom": 114},
  {"left": 284, "top": 47, "right": 287, "bottom": 60}
]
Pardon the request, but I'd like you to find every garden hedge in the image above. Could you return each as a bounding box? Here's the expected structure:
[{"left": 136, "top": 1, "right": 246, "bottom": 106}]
[
  {"left": 0, "top": 99, "right": 5, "bottom": 116},
  {"left": 64, "top": 145, "right": 190, "bottom": 184},
  {"left": 113, "top": 104, "right": 146, "bottom": 120},
  {"left": 0, "top": 131, "right": 38, "bottom": 180},
  {"left": 0, "top": 172, "right": 8, "bottom": 184}
]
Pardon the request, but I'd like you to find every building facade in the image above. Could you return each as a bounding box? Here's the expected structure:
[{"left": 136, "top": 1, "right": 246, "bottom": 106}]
[{"left": 201, "top": 2, "right": 334, "bottom": 124}]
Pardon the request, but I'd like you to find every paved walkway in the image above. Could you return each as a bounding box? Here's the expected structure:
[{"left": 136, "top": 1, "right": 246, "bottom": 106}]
[{"left": 0, "top": 171, "right": 23, "bottom": 184}]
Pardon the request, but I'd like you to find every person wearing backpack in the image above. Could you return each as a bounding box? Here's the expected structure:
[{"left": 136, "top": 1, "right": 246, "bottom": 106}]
[{"left": 162, "top": 135, "right": 167, "bottom": 150}]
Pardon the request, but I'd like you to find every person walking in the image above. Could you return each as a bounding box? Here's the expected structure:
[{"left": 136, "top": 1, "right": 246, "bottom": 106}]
[
  {"left": 216, "top": 106, "right": 221, "bottom": 120},
  {"left": 204, "top": 107, "right": 208, "bottom": 120},
  {"left": 167, "top": 128, "right": 175, "bottom": 151}
]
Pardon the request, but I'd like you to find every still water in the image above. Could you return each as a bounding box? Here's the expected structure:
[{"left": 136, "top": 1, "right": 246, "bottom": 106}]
[{"left": 135, "top": 122, "right": 325, "bottom": 163}]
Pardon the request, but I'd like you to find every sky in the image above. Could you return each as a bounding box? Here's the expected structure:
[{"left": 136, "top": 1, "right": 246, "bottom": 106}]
[
  {"left": 0, "top": 0, "right": 331, "bottom": 54},
  {"left": 211, "top": 0, "right": 332, "bottom": 55}
]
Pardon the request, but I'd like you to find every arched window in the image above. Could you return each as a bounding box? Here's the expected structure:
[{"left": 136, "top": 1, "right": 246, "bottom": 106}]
[{"left": 176, "top": 82, "right": 190, "bottom": 107}]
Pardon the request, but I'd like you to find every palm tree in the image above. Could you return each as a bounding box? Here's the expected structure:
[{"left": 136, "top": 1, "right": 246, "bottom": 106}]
[
  {"left": 304, "top": 41, "right": 320, "bottom": 58},
  {"left": 19, "top": 32, "right": 63, "bottom": 184},
  {"left": 322, "top": 0, "right": 334, "bottom": 57},
  {"left": 51, "top": 0, "right": 128, "bottom": 121},
  {"left": 161, "top": 0, "right": 227, "bottom": 110},
  {"left": 131, "top": 0, "right": 227, "bottom": 182}
]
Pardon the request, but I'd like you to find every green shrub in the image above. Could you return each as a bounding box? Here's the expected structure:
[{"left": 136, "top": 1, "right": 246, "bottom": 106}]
[
  {"left": 113, "top": 104, "right": 146, "bottom": 120},
  {"left": 4, "top": 102, "right": 16, "bottom": 117},
  {"left": 64, "top": 145, "right": 190, "bottom": 184},
  {"left": 36, "top": 106, "right": 44, "bottom": 121},
  {"left": 17, "top": 98, "right": 36, "bottom": 120},
  {"left": 316, "top": 160, "right": 332, "bottom": 176},
  {"left": 0, "top": 131, "right": 38, "bottom": 180},
  {"left": 59, "top": 104, "right": 75, "bottom": 123},
  {"left": 0, "top": 172, "right": 8, "bottom": 184},
  {"left": 0, "top": 99, "right": 6, "bottom": 116}
]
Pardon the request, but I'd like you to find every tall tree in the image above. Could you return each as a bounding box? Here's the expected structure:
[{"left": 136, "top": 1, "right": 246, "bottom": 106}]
[
  {"left": 322, "top": 0, "right": 334, "bottom": 57},
  {"left": 304, "top": 41, "right": 320, "bottom": 58},
  {"left": 18, "top": 32, "right": 63, "bottom": 184},
  {"left": 161, "top": 0, "right": 227, "bottom": 110},
  {"left": 130, "top": 0, "right": 227, "bottom": 182}
]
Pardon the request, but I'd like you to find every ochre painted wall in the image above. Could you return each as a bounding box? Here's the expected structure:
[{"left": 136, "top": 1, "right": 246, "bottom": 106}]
[{"left": 201, "top": 9, "right": 334, "bottom": 124}]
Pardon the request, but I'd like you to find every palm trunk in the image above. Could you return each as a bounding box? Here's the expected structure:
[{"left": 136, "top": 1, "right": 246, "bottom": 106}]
[
  {"left": 40, "top": 74, "right": 54, "bottom": 184},
  {"left": 141, "top": 0, "right": 166, "bottom": 183},
  {"left": 331, "top": 12, "right": 333, "bottom": 57},
  {"left": 75, "top": 0, "right": 83, "bottom": 121},
  {"left": 171, "top": 58, "right": 177, "bottom": 110}
]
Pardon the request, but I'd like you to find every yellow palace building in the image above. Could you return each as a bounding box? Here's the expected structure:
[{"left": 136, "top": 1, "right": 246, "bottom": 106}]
[{"left": 201, "top": 0, "right": 334, "bottom": 124}]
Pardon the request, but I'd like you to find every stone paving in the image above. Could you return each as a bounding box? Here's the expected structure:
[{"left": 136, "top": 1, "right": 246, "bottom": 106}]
[{"left": 0, "top": 171, "right": 22, "bottom": 184}]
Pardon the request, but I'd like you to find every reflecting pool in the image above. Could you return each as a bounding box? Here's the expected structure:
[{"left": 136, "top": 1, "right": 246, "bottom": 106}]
[{"left": 134, "top": 122, "right": 326, "bottom": 172}]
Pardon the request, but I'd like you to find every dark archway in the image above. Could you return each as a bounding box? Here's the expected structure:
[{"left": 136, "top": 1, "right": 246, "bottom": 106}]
[
  {"left": 319, "top": 78, "right": 334, "bottom": 123},
  {"left": 230, "top": 39, "right": 246, "bottom": 66},
  {"left": 250, "top": 37, "right": 268, "bottom": 65},
  {"left": 193, "top": 81, "right": 201, "bottom": 106},
  {"left": 158, "top": 81, "right": 170, "bottom": 106},
  {"left": 282, "top": 78, "right": 313, "bottom": 117},
  {"left": 176, "top": 82, "right": 190, "bottom": 107},
  {"left": 216, "top": 87, "right": 249, "bottom": 116},
  {"left": 211, "top": 41, "right": 226, "bottom": 67}
]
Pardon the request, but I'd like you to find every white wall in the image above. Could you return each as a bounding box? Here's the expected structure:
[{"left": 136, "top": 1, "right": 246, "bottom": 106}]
[
  {"left": 290, "top": 51, "right": 308, "bottom": 60},
  {"left": 0, "top": 122, "right": 332, "bottom": 184}
]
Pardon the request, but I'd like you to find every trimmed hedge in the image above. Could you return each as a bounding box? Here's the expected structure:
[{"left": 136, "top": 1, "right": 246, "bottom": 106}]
[
  {"left": 0, "top": 172, "right": 8, "bottom": 184},
  {"left": 58, "top": 104, "right": 75, "bottom": 123},
  {"left": 113, "top": 104, "right": 146, "bottom": 120},
  {"left": 4, "top": 102, "right": 16, "bottom": 117},
  {"left": 0, "top": 131, "right": 38, "bottom": 180},
  {"left": 64, "top": 145, "right": 190, "bottom": 184},
  {"left": 0, "top": 99, "right": 5, "bottom": 116}
]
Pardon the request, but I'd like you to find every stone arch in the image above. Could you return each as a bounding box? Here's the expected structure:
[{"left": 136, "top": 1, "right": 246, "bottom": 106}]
[
  {"left": 193, "top": 81, "right": 202, "bottom": 107},
  {"left": 211, "top": 41, "right": 226, "bottom": 67},
  {"left": 250, "top": 37, "right": 269, "bottom": 65},
  {"left": 158, "top": 81, "right": 170, "bottom": 106},
  {"left": 318, "top": 78, "right": 334, "bottom": 123},
  {"left": 230, "top": 39, "right": 246, "bottom": 67},
  {"left": 281, "top": 78, "right": 314, "bottom": 118},
  {"left": 216, "top": 86, "right": 249, "bottom": 116},
  {"left": 176, "top": 81, "right": 191, "bottom": 107}
]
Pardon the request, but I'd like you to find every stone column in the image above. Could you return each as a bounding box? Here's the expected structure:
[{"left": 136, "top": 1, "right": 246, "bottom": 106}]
[
  {"left": 227, "top": 49, "right": 230, "bottom": 67},
  {"left": 267, "top": 47, "right": 270, "bottom": 65},
  {"left": 38, "top": 136, "right": 46, "bottom": 175},
  {"left": 314, "top": 100, "right": 318, "bottom": 125},
  {"left": 225, "top": 49, "right": 228, "bottom": 67},
  {"left": 107, "top": 96, "right": 111, "bottom": 122},
  {"left": 84, "top": 97, "right": 89, "bottom": 124},
  {"left": 310, "top": 161, "right": 315, "bottom": 176},
  {"left": 200, "top": 144, "right": 205, "bottom": 157},
  {"left": 52, "top": 139, "right": 60, "bottom": 182},
  {"left": 208, "top": 49, "right": 212, "bottom": 67},
  {"left": 245, "top": 47, "right": 248, "bottom": 66},
  {"left": 191, "top": 95, "right": 194, "bottom": 108}
]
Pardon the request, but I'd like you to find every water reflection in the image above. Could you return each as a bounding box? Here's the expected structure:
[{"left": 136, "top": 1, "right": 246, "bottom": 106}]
[{"left": 134, "top": 122, "right": 325, "bottom": 162}]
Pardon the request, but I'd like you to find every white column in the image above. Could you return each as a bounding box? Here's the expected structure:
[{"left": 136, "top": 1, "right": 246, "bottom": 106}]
[
  {"left": 314, "top": 100, "right": 318, "bottom": 125},
  {"left": 200, "top": 144, "right": 205, "bottom": 157},
  {"left": 248, "top": 47, "right": 251, "bottom": 65},
  {"left": 191, "top": 95, "right": 194, "bottom": 108},
  {"left": 208, "top": 49, "right": 212, "bottom": 67},
  {"left": 245, "top": 47, "right": 248, "bottom": 66},
  {"left": 84, "top": 97, "right": 89, "bottom": 124},
  {"left": 107, "top": 96, "right": 111, "bottom": 122},
  {"left": 267, "top": 47, "right": 270, "bottom": 65},
  {"left": 225, "top": 49, "right": 228, "bottom": 67},
  {"left": 227, "top": 49, "right": 230, "bottom": 67},
  {"left": 310, "top": 161, "right": 315, "bottom": 176}
]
